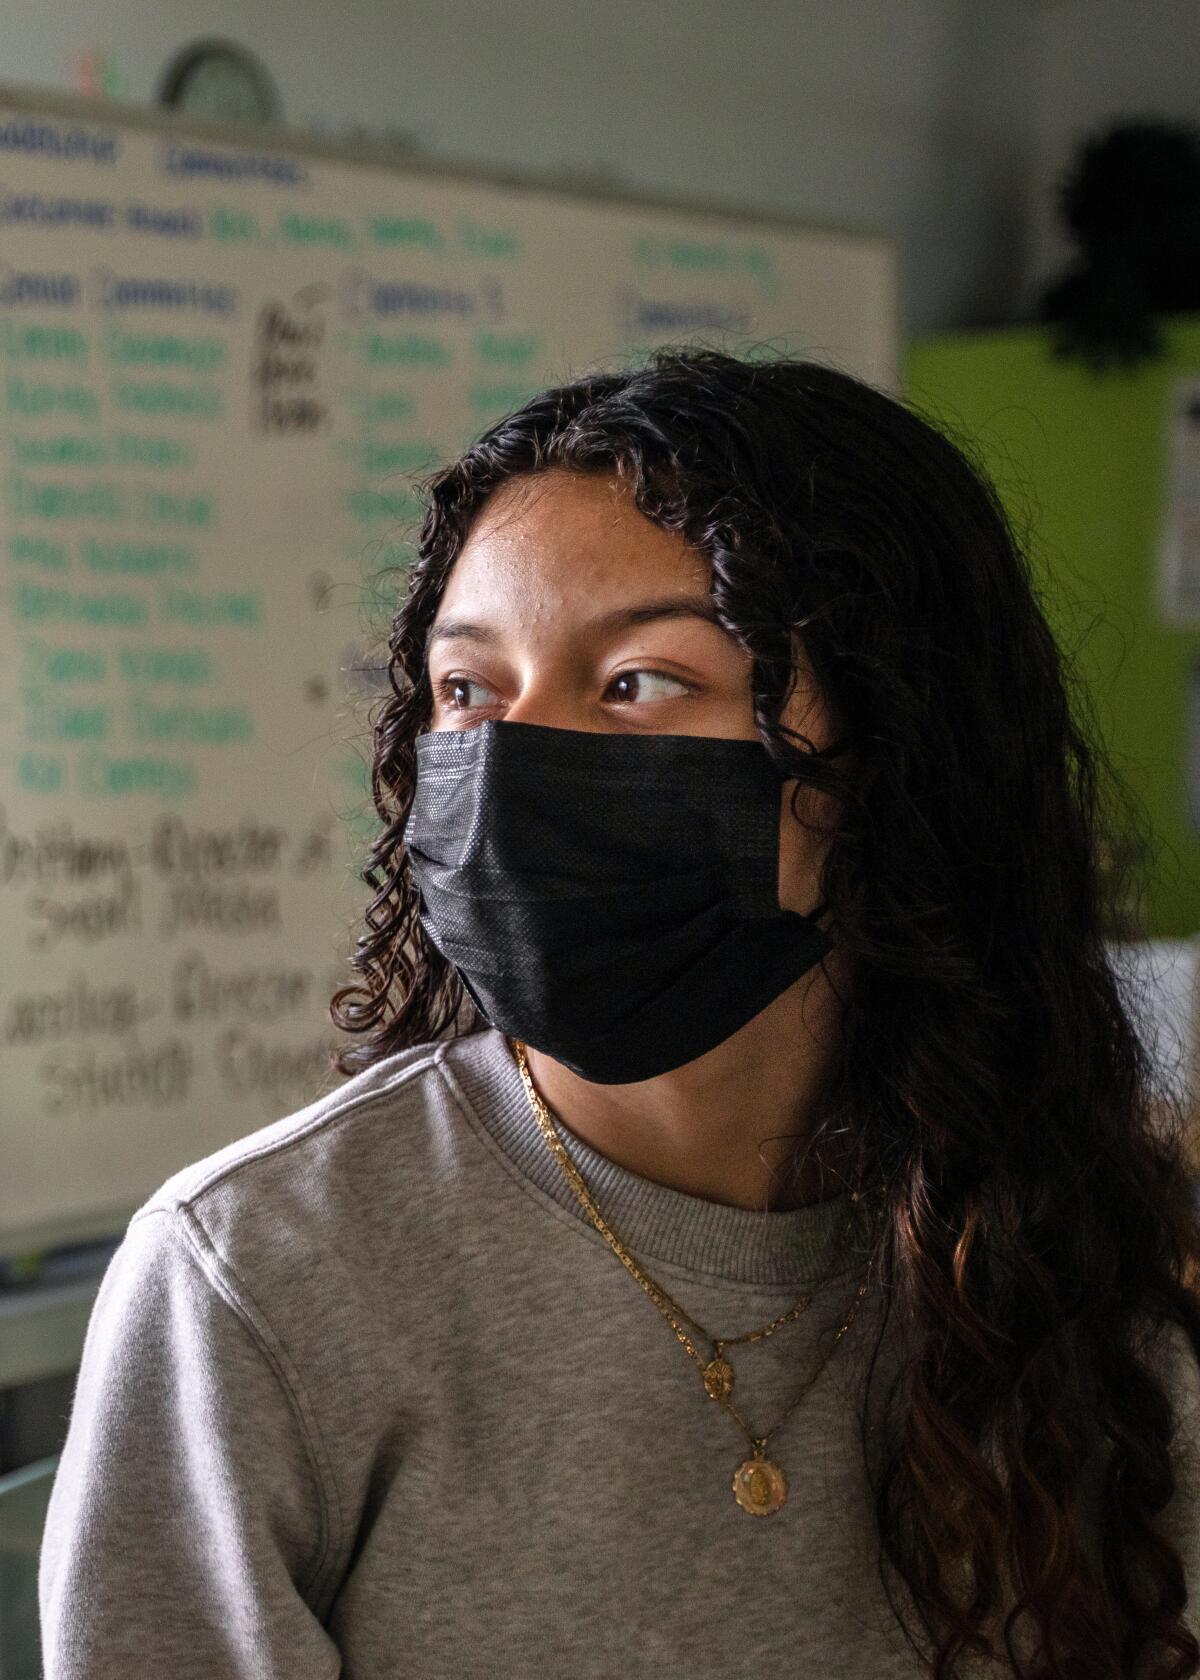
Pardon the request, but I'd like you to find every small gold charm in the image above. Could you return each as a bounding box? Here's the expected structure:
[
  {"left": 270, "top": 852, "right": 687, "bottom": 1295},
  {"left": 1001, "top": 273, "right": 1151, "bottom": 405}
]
[
  {"left": 732, "top": 1454, "right": 788, "bottom": 1515},
  {"left": 702, "top": 1356, "right": 734, "bottom": 1400}
]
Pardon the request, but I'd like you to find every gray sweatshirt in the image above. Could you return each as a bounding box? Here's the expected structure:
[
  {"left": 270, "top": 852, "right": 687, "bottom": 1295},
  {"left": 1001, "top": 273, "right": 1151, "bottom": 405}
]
[{"left": 37, "top": 1025, "right": 1200, "bottom": 1677}]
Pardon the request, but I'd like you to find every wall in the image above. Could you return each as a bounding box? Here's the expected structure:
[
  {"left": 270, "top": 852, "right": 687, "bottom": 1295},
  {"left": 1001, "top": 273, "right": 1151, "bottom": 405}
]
[
  {"left": 1024, "top": 0, "right": 1200, "bottom": 316},
  {"left": 0, "top": 0, "right": 1040, "bottom": 338}
]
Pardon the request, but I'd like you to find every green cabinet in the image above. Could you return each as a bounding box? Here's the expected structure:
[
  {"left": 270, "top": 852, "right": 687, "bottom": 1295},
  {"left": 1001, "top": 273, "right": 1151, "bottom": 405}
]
[{"left": 906, "top": 316, "right": 1200, "bottom": 937}]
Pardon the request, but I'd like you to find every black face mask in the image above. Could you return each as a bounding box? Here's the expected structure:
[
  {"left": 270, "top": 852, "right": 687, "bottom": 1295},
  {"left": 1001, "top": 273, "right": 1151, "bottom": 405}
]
[{"left": 403, "top": 719, "right": 836, "bottom": 1084}]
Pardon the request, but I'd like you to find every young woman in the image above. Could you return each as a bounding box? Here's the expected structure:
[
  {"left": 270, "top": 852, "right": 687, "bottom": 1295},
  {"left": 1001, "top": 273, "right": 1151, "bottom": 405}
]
[{"left": 40, "top": 348, "right": 1200, "bottom": 1679}]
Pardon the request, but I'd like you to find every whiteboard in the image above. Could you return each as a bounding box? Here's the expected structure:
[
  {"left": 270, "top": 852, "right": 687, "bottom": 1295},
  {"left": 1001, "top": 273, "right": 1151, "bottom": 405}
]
[{"left": 0, "top": 84, "right": 897, "bottom": 1255}]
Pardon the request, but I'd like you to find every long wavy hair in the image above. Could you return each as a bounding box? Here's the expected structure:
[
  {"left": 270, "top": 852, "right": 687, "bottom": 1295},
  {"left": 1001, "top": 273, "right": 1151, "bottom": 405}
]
[{"left": 331, "top": 346, "right": 1200, "bottom": 1678}]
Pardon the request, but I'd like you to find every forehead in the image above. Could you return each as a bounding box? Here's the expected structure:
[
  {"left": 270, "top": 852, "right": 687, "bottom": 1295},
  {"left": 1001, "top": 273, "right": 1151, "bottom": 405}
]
[{"left": 437, "top": 469, "right": 709, "bottom": 615}]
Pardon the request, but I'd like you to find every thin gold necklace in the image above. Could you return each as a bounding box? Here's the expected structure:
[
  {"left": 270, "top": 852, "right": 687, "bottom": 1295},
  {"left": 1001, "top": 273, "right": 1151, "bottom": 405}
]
[{"left": 510, "top": 1039, "right": 870, "bottom": 1516}]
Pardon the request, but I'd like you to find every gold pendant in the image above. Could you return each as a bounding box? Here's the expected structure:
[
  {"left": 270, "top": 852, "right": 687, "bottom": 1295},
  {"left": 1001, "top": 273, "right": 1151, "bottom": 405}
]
[
  {"left": 732, "top": 1453, "right": 788, "bottom": 1515},
  {"left": 702, "top": 1356, "right": 734, "bottom": 1400}
]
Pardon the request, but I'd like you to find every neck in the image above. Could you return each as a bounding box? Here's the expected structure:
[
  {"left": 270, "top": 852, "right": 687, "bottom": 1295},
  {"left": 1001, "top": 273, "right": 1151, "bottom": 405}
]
[{"left": 521, "top": 954, "right": 852, "bottom": 1214}]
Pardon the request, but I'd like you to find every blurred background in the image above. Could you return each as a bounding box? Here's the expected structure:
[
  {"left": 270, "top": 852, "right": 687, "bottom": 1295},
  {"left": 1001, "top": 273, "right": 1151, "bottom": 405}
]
[{"left": 2, "top": 2, "right": 1200, "bottom": 1671}]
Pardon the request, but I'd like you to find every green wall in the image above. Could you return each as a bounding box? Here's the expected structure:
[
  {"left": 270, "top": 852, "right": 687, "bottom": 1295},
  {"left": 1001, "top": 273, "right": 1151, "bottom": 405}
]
[{"left": 906, "top": 316, "right": 1200, "bottom": 938}]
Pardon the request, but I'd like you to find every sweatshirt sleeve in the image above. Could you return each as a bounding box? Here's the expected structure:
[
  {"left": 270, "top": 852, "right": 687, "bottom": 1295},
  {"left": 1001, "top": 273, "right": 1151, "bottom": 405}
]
[{"left": 38, "top": 1205, "right": 343, "bottom": 1678}]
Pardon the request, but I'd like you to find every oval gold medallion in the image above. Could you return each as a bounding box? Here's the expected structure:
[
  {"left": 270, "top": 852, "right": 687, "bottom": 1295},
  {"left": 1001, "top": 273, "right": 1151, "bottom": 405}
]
[{"left": 732, "top": 1455, "right": 788, "bottom": 1515}]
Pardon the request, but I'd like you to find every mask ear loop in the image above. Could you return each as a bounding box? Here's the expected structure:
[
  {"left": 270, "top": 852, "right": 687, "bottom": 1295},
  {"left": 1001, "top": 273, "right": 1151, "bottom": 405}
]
[
  {"left": 810, "top": 733, "right": 855, "bottom": 760},
  {"left": 779, "top": 736, "right": 849, "bottom": 927},
  {"left": 766, "top": 730, "right": 855, "bottom": 787}
]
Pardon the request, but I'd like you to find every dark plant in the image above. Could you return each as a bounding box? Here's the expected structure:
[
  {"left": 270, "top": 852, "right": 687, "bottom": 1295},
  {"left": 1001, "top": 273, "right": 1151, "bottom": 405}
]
[{"left": 1040, "top": 119, "right": 1200, "bottom": 371}]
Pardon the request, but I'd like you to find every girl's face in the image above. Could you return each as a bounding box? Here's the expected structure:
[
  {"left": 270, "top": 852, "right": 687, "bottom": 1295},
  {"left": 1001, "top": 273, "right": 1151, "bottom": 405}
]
[{"left": 426, "top": 468, "right": 841, "bottom": 917}]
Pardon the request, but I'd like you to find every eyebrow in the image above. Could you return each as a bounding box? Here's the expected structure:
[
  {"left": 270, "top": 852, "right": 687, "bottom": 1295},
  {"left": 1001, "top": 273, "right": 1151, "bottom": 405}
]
[{"left": 427, "top": 595, "right": 721, "bottom": 648}]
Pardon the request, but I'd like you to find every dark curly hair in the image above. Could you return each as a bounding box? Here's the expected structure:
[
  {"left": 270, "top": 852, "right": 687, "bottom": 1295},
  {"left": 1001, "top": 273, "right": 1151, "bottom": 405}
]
[{"left": 331, "top": 346, "right": 1200, "bottom": 1678}]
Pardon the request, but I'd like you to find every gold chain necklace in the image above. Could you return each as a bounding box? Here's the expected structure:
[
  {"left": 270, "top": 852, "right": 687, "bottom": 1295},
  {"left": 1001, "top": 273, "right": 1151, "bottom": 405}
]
[{"left": 511, "top": 1038, "right": 870, "bottom": 1517}]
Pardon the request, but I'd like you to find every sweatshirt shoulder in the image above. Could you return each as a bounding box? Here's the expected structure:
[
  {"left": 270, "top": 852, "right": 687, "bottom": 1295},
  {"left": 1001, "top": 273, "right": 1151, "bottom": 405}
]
[{"left": 130, "top": 1030, "right": 508, "bottom": 1266}]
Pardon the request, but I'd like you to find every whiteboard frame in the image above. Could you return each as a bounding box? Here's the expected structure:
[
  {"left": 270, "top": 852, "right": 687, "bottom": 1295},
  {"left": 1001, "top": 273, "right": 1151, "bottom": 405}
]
[{"left": 0, "top": 79, "right": 899, "bottom": 373}]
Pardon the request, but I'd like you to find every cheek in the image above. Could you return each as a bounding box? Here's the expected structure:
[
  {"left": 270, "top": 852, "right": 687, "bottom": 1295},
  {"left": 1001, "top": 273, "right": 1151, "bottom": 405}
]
[
  {"left": 776, "top": 779, "right": 836, "bottom": 913},
  {"left": 777, "top": 791, "right": 806, "bottom": 912}
]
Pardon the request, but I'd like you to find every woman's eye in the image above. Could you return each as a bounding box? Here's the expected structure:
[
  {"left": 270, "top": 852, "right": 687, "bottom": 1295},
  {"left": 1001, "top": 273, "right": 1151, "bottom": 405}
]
[
  {"left": 606, "top": 669, "right": 691, "bottom": 704},
  {"left": 433, "top": 665, "right": 685, "bottom": 712},
  {"left": 438, "top": 676, "right": 497, "bottom": 710}
]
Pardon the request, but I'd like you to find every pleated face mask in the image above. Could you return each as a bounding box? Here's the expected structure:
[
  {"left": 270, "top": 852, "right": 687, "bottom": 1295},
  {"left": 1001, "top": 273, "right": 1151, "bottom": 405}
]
[{"left": 403, "top": 719, "right": 835, "bottom": 1084}]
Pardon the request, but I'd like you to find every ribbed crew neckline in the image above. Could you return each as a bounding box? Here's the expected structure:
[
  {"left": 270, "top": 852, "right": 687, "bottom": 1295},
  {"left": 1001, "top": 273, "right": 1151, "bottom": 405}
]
[{"left": 440, "top": 1026, "right": 864, "bottom": 1288}]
